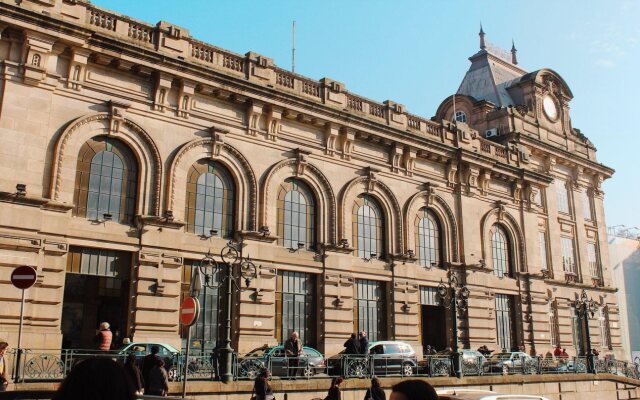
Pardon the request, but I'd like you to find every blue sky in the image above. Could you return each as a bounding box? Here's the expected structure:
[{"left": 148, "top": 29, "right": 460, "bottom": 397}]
[{"left": 92, "top": 0, "right": 640, "bottom": 229}]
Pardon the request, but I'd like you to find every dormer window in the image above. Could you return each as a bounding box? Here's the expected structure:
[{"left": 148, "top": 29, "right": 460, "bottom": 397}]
[{"left": 454, "top": 111, "right": 467, "bottom": 123}]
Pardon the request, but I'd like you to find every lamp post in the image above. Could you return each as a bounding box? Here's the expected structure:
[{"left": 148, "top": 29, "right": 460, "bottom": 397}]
[
  {"left": 574, "top": 289, "right": 598, "bottom": 373},
  {"left": 195, "top": 240, "right": 258, "bottom": 383},
  {"left": 437, "top": 268, "right": 470, "bottom": 378}
]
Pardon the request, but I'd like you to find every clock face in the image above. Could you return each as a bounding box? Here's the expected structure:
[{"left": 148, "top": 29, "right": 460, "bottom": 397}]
[{"left": 543, "top": 95, "right": 558, "bottom": 121}]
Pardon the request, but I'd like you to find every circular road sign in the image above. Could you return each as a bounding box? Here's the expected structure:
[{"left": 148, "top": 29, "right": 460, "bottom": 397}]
[
  {"left": 180, "top": 297, "right": 200, "bottom": 326},
  {"left": 11, "top": 266, "right": 37, "bottom": 290}
]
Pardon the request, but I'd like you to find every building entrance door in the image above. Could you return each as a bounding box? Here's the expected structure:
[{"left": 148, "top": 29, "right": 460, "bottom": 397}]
[
  {"left": 421, "top": 304, "right": 447, "bottom": 352},
  {"left": 61, "top": 248, "right": 132, "bottom": 349}
]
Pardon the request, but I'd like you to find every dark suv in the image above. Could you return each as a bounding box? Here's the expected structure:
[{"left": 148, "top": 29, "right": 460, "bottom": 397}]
[{"left": 328, "top": 341, "right": 417, "bottom": 377}]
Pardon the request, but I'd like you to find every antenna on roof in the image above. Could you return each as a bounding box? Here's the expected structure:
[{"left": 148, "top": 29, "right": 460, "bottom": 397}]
[{"left": 292, "top": 20, "right": 296, "bottom": 73}]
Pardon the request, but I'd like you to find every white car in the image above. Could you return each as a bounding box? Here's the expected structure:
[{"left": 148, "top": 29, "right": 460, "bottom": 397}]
[{"left": 437, "top": 389, "right": 551, "bottom": 400}]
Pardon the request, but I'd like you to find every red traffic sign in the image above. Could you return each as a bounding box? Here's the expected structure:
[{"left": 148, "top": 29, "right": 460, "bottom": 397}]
[
  {"left": 180, "top": 297, "right": 200, "bottom": 326},
  {"left": 11, "top": 266, "right": 37, "bottom": 290}
]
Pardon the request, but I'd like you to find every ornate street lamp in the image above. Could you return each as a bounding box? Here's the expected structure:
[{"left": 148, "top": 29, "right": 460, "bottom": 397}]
[
  {"left": 437, "top": 268, "right": 470, "bottom": 378},
  {"left": 574, "top": 289, "right": 598, "bottom": 373},
  {"left": 194, "top": 240, "right": 258, "bottom": 383}
]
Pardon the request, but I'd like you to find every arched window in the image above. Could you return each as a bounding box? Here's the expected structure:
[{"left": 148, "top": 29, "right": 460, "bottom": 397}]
[
  {"left": 415, "top": 208, "right": 442, "bottom": 268},
  {"left": 491, "top": 225, "right": 511, "bottom": 278},
  {"left": 74, "top": 137, "right": 138, "bottom": 224},
  {"left": 185, "top": 160, "right": 235, "bottom": 238},
  {"left": 353, "top": 194, "right": 385, "bottom": 259},
  {"left": 277, "top": 178, "right": 316, "bottom": 250},
  {"left": 454, "top": 111, "right": 467, "bottom": 123}
]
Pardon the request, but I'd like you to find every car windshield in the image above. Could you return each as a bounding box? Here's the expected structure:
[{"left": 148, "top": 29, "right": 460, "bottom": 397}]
[
  {"left": 490, "top": 353, "right": 511, "bottom": 360},
  {"left": 245, "top": 347, "right": 270, "bottom": 357}
]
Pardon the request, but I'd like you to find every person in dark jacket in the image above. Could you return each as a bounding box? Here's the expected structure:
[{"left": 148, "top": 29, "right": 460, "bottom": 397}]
[
  {"left": 146, "top": 358, "right": 169, "bottom": 396},
  {"left": 52, "top": 356, "right": 137, "bottom": 400},
  {"left": 325, "top": 377, "right": 343, "bottom": 400},
  {"left": 365, "top": 377, "right": 386, "bottom": 400},
  {"left": 390, "top": 380, "right": 438, "bottom": 400},
  {"left": 141, "top": 345, "right": 161, "bottom": 393},
  {"left": 284, "top": 331, "right": 303, "bottom": 379},
  {"left": 343, "top": 333, "right": 360, "bottom": 355},
  {"left": 253, "top": 369, "right": 275, "bottom": 400},
  {"left": 358, "top": 331, "right": 369, "bottom": 355},
  {"left": 124, "top": 353, "right": 143, "bottom": 394}
]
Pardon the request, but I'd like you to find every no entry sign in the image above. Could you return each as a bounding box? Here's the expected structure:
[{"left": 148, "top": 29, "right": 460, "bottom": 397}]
[
  {"left": 11, "top": 266, "right": 37, "bottom": 290},
  {"left": 180, "top": 297, "right": 200, "bottom": 326}
]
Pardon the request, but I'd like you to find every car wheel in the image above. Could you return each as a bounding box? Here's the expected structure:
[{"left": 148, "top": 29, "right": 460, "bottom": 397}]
[
  {"left": 346, "top": 359, "right": 368, "bottom": 378},
  {"left": 168, "top": 367, "right": 178, "bottom": 381},
  {"left": 402, "top": 362, "right": 414, "bottom": 377},
  {"left": 303, "top": 365, "right": 314, "bottom": 378},
  {"left": 502, "top": 364, "right": 509, "bottom": 375}
]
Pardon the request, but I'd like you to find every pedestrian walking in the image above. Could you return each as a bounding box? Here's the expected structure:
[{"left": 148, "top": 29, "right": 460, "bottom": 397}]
[
  {"left": 253, "top": 368, "right": 275, "bottom": 400},
  {"left": 344, "top": 333, "right": 360, "bottom": 355},
  {"left": 124, "top": 353, "right": 144, "bottom": 395},
  {"left": 325, "top": 377, "right": 343, "bottom": 400},
  {"left": 358, "top": 331, "right": 369, "bottom": 355},
  {"left": 142, "top": 345, "right": 161, "bottom": 393},
  {"left": 424, "top": 345, "right": 437, "bottom": 356},
  {"left": 364, "top": 377, "right": 386, "bottom": 400},
  {"left": 146, "top": 358, "right": 169, "bottom": 397},
  {"left": 284, "top": 331, "right": 303, "bottom": 379},
  {"left": 94, "top": 322, "right": 112, "bottom": 351},
  {"left": 52, "top": 356, "right": 137, "bottom": 400},
  {"left": 211, "top": 340, "right": 221, "bottom": 380},
  {"left": 0, "top": 339, "right": 10, "bottom": 392}
]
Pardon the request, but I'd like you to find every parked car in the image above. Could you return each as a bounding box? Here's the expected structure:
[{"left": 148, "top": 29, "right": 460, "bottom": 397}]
[
  {"left": 117, "top": 342, "right": 181, "bottom": 379},
  {"left": 327, "top": 341, "right": 418, "bottom": 377},
  {"left": 438, "top": 389, "right": 550, "bottom": 400},
  {"left": 418, "top": 349, "right": 486, "bottom": 376},
  {"left": 237, "top": 345, "right": 325, "bottom": 378},
  {"left": 484, "top": 352, "right": 537, "bottom": 374}
]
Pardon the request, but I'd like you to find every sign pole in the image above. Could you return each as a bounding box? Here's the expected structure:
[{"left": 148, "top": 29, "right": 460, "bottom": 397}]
[
  {"left": 10, "top": 265, "right": 37, "bottom": 383},
  {"left": 14, "top": 288, "right": 26, "bottom": 382},
  {"left": 182, "top": 325, "right": 192, "bottom": 399},
  {"left": 179, "top": 296, "right": 199, "bottom": 399}
]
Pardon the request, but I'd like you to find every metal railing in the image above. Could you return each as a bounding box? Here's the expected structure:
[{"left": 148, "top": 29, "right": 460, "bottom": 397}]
[{"left": 7, "top": 349, "right": 640, "bottom": 382}]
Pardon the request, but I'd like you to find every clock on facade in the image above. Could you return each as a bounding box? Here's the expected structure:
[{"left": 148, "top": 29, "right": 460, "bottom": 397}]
[{"left": 542, "top": 95, "right": 558, "bottom": 121}]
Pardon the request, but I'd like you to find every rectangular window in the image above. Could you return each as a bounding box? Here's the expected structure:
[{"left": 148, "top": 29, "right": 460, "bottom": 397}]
[
  {"left": 355, "top": 279, "right": 386, "bottom": 342},
  {"left": 555, "top": 179, "right": 570, "bottom": 215},
  {"left": 561, "top": 237, "right": 576, "bottom": 274},
  {"left": 180, "top": 260, "right": 220, "bottom": 352},
  {"left": 538, "top": 231, "right": 548, "bottom": 272},
  {"left": 582, "top": 190, "right": 593, "bottom": 221},
  {"left": 599, "top": 306, "right": 612, "bottom": 349},
  {"left": 420, "top": 286, "right": 439, "bottom": 306},
  {"left": 67, "top": 246, "right": 131, "bottom": 278},
  {"left": 495, "top": 294, "right": 515, "bottom": 351},
  {"left": 587, "top": 243, "right": 601, "bottom": 280},
  {"left": 571, "top": 307, "right": 584, "bottom": 354},
  {"left": 276, "top": 271, "right": 315, "bottom": 346},
  {"left": 548, "top": 300, "right": 560, "bottom": 346}
]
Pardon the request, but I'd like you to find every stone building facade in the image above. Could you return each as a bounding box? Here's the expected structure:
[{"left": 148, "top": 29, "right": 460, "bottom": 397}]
[{"left": 0, "top": 0, "right": 622, "bottom": 359}]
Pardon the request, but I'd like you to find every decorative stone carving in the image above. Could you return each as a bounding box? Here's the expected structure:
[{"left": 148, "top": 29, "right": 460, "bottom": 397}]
[
  {"left": 545, "top": 155, "right": 556, "bottom": 173},
  {"left": 340, "top": 127, "right": 355, "bottom": 160},
  {"left": 324, "top": 123, "right": 339, "bottom": 156},
  {"left": 364, "top": 167, "right": 378, "bottom": 192},
  {"left": 108, "top": 100, "right": 129, "bottom": 135},
  {"left": 293, "top": 148, "right": 310, "bottom": 176},
  {"left": 403, "top": 147, "right": 417, "bottom": 177},
  {"left": 177, "top": 80, "right": 195, "bottom": 118},
  {"left": 265, "top": 106, "right": 282, "bottom": 141},
  {"left": 390, "top": 144, "right": 402, "bottom": 173},
  {"left": 67, "top": 48, "right": 91, "bottom": 91},
  {"left": 446, "top": 160, "right": 458, "bottom": 189},
  {"left": 153, "top": 72, "right": 173, "bottom": 112},
  {"left": 512, "top": 181, "right": 523, "bottom": 204},
  {"left": 209, "top": 126, "right": 229, "bottom": 158},
  {"left": 478, "top": 169, "right": 490, "bottom": 196},
  {"left": 246, "top": 101, "right": 263, "bottom": 136}
]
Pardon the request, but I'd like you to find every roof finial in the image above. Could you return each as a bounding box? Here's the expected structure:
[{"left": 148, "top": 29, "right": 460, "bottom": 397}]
[
  {"left": 479, "top": 23, "right": 486, "bottom": 50},
  {"left": 511, "top": 39, "right": 518, "bottom": 65}
]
